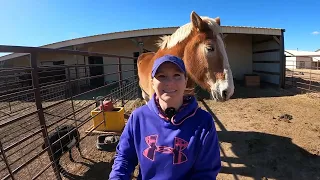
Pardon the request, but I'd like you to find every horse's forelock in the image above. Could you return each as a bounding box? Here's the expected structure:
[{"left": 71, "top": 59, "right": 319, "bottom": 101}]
[
  {"left": 201, "top": 17, "right": 221, "bottom": 35},
  {"left": 156, "top": 16, "right": 222, "bottom": 50},
  {"left": 155, "top": 35, "right": 170, "bottom": 49},
  {"left": 156, "top": 23, "right": 193, "bottom": 49}
]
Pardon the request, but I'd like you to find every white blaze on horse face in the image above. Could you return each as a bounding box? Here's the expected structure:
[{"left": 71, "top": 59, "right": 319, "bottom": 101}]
[
  {"left": 205, "top": 35, "right": 235, "bottom": 101},
  {"left": 217, "top": 35, "right": 235, "bottom": 100}
]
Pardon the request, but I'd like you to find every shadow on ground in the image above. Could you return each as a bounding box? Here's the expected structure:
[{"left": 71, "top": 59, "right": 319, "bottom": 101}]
[
  {"left": 218, "top": 130, "right": 320, "bottom": 180},
  {"left": 200, "top": 100, "right": 320, "bottom": 180},
  {"left": 61, "top": 157, "right": 114, "bottom": 180},
  {"left": 195, "top": 81, "right": 298, "bottom": 100}
]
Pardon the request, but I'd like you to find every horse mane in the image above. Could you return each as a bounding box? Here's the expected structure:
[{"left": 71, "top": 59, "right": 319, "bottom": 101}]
[{"left": 156, "top": 16, "right": 222, "bottom": 49}]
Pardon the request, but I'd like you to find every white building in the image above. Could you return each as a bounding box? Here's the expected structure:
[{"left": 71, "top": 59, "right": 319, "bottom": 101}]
[{"left": 285, "top": 50, "right": 320, "bottom": 70}]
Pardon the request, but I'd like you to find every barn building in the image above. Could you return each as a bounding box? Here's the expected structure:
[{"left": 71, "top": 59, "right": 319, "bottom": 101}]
[
  {"left": 0, "top": 25, "right": 286, "bottom": 90},
  {"left": 285, "top": 50, "right": 320, "bottom": 70}
]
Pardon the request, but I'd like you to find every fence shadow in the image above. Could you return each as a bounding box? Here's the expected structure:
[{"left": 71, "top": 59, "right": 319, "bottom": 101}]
[
  {"left": 218, "top": 131, "right": 319, "bottom": 180},
  {"left": 285, "top": 76, "right": 320, "bottom": 92},
  {"left": 61, "top": 157, "right": 113, "bottom": 180},
  {"left": 200, "top": 100, "right": 320, "bottom": 180}
]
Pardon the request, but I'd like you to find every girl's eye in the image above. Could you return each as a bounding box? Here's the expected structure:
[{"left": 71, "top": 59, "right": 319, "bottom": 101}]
[
  {"left": 156, "top": 74, "right": 166, "bottom": 80},
  {"left": 174, "top": 74, "right": 183, "bottom": 79}
]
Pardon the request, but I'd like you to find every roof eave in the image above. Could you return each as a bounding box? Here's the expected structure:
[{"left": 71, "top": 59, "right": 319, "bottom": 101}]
[{"left": 0, "top": 26, "right": 284, "bottom": 61}]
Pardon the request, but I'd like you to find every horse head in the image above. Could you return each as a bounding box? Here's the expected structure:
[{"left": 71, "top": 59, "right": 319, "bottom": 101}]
[
  {"left": 138, "top": 11, "right": 235, "bottom": 102},
  {"left": 186, "top": 11, "right": 234, "bottom": 101}
]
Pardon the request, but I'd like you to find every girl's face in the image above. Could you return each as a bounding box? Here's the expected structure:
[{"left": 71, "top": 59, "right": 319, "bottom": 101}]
[{"left": 151, "top": 62, "right": 187, "bottom": 104}]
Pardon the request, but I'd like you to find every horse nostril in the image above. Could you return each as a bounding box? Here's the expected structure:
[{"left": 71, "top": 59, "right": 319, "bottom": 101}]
[{"left": 222, "top": 90, "right": 227, "bottom": 100}]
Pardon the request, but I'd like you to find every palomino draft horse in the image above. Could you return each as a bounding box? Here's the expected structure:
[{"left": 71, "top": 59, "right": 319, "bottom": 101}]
[{"left": 137, "top": 11, "right": 234, "bottom": 102}]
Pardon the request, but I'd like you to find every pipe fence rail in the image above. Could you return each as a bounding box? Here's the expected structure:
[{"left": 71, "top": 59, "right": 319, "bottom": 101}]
[
  {"left": 285, "top": 55, "right": 320, "bottom": 93},
  {"left": 0, "top": 45, "right": 141, "bottom": 180}
]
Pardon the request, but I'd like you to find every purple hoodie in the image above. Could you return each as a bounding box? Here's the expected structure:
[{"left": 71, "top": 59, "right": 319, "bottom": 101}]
[{"left": 109, "top": 94, "right": 221, "bottom": 180}]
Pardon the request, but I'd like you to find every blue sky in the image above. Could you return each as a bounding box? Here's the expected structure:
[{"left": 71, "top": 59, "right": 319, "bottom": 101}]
[{"left": 0, "top": 0, "right": 319, "bottom": 57}]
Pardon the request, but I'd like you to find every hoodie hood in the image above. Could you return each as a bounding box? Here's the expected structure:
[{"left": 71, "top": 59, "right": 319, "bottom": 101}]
[{"left": 147, "top": 93, "right": 199, "bottom": 125}]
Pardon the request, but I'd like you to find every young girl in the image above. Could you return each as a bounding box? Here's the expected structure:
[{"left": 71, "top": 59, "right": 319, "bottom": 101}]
[{"left": 109, "top": 55, "right": 221, "bottom": 180}]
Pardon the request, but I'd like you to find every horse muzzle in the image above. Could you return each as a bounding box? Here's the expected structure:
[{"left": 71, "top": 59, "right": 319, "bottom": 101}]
[{"left": 210, "top": 82, "right": 234, "bottom": 102}]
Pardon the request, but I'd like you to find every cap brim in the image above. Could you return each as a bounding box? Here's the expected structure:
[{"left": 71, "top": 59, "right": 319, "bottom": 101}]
[{"left": 151, "top": 60, "right": 185, "bottom": 78}]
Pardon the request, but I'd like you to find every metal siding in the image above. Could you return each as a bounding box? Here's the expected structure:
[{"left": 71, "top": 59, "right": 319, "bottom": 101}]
[
  {"left": 225, "top": 34, "right": 252, "bottom": 81},
  {"left": 252, "top": 35, "right": 281, "bottom": 84},
  {"left": 220, "top": 27, "right": 282, "bottom": 36},
  {"left": 84, "top": 37, "right": 160, "bottom": 83},
  {"left": 253, "top": 40, "right": 279, "bottom": 52},
  {"left": 253, "top": 51, "right": 280, "bottom": 62},
  {"left": 103, "top": 57, "right": 119, "bottom": 83},
  {"left": 286, "top": 57, "right": 297, "bottom": 69},
  {"left": 279, "top": 30, "right": 285, "bottom": 88},
  {"left": 253, "top": 63, "right": 280, "bottom": 73},
  {"left": 296, "top": 57, "right": 313, "bottom": 69},
  {"left": 257, "top": 73, "right": 280, "bottom": 84}
]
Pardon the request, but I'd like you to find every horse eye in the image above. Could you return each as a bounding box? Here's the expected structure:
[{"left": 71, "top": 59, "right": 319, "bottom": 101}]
[{"left": 206, "top": 46, "right": 215, "bottom": 52}]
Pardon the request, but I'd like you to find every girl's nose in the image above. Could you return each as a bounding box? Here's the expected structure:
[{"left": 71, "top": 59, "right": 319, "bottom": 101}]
[
  {"left": 163, "top": 77, "right": 175, "bottom": 86},
  {"left": 165, "top": 77, "right": 175, "bottom": 83}
]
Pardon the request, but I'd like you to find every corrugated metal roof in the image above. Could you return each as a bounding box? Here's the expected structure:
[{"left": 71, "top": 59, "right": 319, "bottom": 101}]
[
  {"left": 224, "top": 25, "right": 283, "bottom": 30},
  {"left": 0, "top": 25, "right": 284, "bottom": 61},
  {"left": 36, "top": 25, "right": 284, "bottom": 47}
]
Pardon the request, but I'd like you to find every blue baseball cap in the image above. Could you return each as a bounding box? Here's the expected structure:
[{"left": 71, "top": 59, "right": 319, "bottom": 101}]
[{"left": 151, "top": 55, "right": 186, "bottom": 78}]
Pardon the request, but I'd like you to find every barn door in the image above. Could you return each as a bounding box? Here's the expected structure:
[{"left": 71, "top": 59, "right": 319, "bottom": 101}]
[{"left": 88, "top": 56, "right": 104, "bottom": 88}]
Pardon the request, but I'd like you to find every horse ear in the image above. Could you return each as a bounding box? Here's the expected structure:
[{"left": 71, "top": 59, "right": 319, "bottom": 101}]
[
  {"left": 191, "top": 11, "right": 204, "bottom": 31},
  {"left": 215, "top": 17, "right": 221, "bottom": 26}
]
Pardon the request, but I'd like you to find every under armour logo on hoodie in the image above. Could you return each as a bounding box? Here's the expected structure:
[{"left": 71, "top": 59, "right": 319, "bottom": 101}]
[{"left": 143, "top": 135, "right": 188, "bottom": 164}]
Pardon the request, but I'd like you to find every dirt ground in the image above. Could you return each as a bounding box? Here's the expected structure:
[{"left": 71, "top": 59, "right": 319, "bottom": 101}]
[
  {"left": 51, "top": 85, "right": 319, "bottom": 180},
  {"left": 200, "top": 94, "right": 320, "bottom": 180},
  {"left": 1, "top": 85, "right": 319, "bottom": 180}
]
